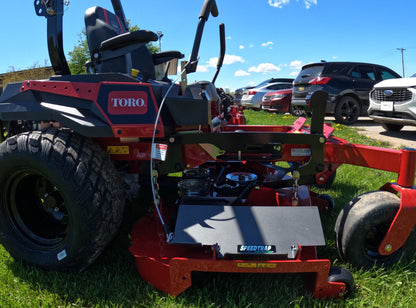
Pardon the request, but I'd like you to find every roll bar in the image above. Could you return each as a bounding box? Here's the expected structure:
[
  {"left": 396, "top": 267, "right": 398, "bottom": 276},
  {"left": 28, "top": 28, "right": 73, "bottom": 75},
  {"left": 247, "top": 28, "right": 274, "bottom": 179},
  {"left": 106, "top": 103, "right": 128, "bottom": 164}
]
[
  {"left": 110, "top": 0, "right": 129, "bottom": 31},
  {"left": 34, "top": 0, "right": 71, "bottom": 75}
]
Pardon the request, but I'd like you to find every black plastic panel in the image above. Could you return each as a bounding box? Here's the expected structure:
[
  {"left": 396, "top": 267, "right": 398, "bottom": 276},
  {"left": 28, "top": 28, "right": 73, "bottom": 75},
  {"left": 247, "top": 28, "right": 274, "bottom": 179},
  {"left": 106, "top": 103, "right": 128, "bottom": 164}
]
[{"left": 172, "top": 205, "right": 325, "bottom": 258}]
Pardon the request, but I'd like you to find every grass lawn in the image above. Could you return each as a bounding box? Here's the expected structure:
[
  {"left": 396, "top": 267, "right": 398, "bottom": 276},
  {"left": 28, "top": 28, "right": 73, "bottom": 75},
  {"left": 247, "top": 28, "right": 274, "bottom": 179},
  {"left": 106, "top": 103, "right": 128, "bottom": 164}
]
[{"left": 0, "top": 110, "right": 415, "bottom": 307}]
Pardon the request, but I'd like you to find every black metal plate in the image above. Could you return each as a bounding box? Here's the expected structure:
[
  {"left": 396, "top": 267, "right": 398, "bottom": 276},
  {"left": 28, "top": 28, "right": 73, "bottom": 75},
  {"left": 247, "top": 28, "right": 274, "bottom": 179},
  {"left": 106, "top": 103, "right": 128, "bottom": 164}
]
[{"left": 171, "top": 205, "right": 325, "bottom": 257}]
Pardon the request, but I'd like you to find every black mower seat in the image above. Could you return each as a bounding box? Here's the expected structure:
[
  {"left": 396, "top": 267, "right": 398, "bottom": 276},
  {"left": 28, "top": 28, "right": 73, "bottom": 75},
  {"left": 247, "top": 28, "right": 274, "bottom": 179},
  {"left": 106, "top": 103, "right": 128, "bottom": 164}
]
[{"left": 85, "top": 6, "right": 184, "bottom": 80}]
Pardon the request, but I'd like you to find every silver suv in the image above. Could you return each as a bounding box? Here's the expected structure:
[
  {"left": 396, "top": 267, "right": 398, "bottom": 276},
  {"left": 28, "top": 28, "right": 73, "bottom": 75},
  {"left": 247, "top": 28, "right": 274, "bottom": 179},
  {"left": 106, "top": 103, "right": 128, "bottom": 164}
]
[{"left": 368, "top": 73, "right": 416, "bottom": 131}]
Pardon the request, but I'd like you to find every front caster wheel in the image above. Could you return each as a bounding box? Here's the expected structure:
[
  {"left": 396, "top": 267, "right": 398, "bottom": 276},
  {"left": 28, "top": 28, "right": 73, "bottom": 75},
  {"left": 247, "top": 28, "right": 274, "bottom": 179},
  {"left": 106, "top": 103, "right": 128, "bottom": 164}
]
[
  {"left": 328, "top": 266, "right": 354, "bottom": 297},
  {"left": 334, "top": 191, "right": 416, "bottom": 269}
]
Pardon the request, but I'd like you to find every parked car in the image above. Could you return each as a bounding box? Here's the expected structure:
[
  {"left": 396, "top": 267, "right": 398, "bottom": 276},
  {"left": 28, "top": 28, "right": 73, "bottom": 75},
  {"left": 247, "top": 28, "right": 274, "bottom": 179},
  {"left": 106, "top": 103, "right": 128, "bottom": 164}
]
[
  {"left": 235, "top": 78, "right": 293, "bottom": 105},
  {"left": 368, "top": 73, "right": 416, "bottom": 131},
  {"left": 261, "top": 88, "right": 293, "bottom": 113},
  {"left": 241, "top": 78, "right": 293, "bottom": 110},
  {"left": 292, "top": 62, "right": 401, "bottom": 124},
  {"left": 234, "top": 86, "right": 254, "bottom": 105}
]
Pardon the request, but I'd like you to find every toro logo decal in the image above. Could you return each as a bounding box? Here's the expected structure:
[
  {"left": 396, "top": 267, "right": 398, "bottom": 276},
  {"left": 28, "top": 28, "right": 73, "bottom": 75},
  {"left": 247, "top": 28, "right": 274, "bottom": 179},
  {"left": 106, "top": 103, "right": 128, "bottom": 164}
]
[{"left": 108, "top": 91, "right": 148, "bottom": 115}]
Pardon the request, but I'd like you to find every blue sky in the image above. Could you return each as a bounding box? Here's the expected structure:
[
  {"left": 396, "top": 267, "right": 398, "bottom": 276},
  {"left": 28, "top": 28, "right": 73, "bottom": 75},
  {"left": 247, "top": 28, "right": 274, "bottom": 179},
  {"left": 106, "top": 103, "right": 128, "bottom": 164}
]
[{"left": 1, "top": 0, "right": 415, "bottom": 91}]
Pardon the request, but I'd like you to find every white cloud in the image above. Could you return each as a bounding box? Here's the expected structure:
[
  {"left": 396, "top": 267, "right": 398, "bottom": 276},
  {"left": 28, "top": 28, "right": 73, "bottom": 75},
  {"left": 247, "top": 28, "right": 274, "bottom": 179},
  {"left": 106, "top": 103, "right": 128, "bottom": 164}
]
[
  {"left": 268, "top": 0, "right": 290, "bottom": 8},
  {"left": 249, "top": 44, "right": 255, "bottom": 48},
  {"left": 206, "top": 58, "right": 218, "bottom": 67},
  {"left": 235, "top": 70, "right": 250, "bottom": 77},
  {"left": 290, "top": 60, "right": 303, "bottom": 70},
  {"left": 248, "top": 63, "right": 281, "bottom": 73},
  {"left": 226, "top": 36, "right": 232, "bottom": 40},
  {"left": 224, "top": 55, "right": 245, "bottom": 65},
  {"left": 290, "top": 71, "right": 300, "bottom": 76},
  {"left": 268, "top": 0, "right": 317, "bottom": 9},
  {"left": 304, "top": 0, "right": 317, "bottom": 9},
  {"left": 261, "top": 41, "right": 274, "bottom": 48},
  {"left": 196, "top": 65, "right": 209, "bottom": 72},
  {"left": 206, "top": 54, "right": 245, "bottom": 67},
  {"left": 239, "top": 45, "right": 245, "bottom": 49}
]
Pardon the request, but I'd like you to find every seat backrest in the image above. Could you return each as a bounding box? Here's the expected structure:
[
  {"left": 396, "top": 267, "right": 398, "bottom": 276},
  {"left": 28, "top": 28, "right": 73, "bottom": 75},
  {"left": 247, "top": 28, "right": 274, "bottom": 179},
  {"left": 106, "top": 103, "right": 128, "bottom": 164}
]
[
  {"left": 85, "top": 6, "right": 127, "bottom": 59},
  {"left": 84, "top": 6, "right": 157, "bottom": 79}
]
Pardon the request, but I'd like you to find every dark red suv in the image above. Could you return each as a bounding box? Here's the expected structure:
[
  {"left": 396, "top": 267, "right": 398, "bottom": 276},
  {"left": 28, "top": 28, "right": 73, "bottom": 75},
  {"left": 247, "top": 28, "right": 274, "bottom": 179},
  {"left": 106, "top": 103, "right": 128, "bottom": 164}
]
[{"left": 291, "top": 62, "right": 400, "bottom": 124}]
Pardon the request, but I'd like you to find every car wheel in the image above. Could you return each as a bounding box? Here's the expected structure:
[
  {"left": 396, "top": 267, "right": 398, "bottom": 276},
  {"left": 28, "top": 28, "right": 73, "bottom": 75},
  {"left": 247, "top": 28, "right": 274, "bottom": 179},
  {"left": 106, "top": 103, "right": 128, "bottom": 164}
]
[
  {"left": 0, "top": 129, "right": 125, "bottom": 272},
  {"left": 290, "top": 105, "right": 306, "bottom": 117},
  {"left": 334, "top": 191, "right": 416, "bottom": 269},
  {"left": 381, "top": 123, "right": 404, "bottom": 132},
  {"left": 334, "top": 96, "right": 360, "bottom": 125}
]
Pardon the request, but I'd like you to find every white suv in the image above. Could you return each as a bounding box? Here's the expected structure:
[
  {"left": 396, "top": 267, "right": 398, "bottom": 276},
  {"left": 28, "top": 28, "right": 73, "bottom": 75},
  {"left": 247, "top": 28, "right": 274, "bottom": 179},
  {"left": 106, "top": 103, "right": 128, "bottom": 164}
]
[{"left": 368, "top": 73, "right": 416, "bottom": 131}]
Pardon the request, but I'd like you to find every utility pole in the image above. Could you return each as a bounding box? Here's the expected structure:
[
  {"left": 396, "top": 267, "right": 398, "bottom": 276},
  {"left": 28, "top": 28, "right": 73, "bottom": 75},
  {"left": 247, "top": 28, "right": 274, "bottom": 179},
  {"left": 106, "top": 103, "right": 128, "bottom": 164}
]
[
  {"left": 397, "top": 47, "right": 406, "bottom": 77},
  {"left": 157, "top": 31, "right": 163, "bottom": 51}
]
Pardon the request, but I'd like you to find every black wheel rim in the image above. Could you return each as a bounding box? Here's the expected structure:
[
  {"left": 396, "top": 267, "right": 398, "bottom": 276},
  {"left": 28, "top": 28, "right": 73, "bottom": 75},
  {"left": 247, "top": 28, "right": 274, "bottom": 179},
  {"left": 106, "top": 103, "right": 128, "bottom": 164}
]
[
  {"left": 364, "top": 221, "right": 397, "bottom": 261},
  {"left": 339, "top": 99, "right": 359, "bottom": 123},
  {"left": 292, "top": 106, "right": 305, "bottom": 116},
  {"left": 4, "top": 169, "right": 69, "bottom": 247}
]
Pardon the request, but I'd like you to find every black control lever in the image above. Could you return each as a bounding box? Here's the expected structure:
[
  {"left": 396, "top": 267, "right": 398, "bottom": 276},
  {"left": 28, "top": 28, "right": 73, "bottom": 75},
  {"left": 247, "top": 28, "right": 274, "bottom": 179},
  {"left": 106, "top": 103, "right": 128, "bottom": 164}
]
[
  {"left": 212, "top": 23, "right": 225, "bottom": 84},
  {"left": 186, "top": 0, "right": 219, "bottom": 73}
]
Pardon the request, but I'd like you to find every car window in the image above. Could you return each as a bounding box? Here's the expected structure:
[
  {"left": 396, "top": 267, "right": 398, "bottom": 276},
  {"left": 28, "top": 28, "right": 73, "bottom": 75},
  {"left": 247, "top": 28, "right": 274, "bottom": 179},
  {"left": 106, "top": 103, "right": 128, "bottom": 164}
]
[
  {"left": 255, "top": 79, "right": 272, "bottom": 88},
  {"left": 268, "top": 84, "right": 292, "bottom": 90},
  {"left": 294, "top": 65, "right": 324, "bottom": 84},
  {"left": 350, "top": 68, "right": 362, "bottom": 79},
  {"left": 378, "top": 69, "right": 398, "bottom": 80},
  {"left": 359, "top": 66, "right": 376, "bottom": 80},
  {"left": 323, "top": 63, "right": 346, "bottom": 74},
  {"left": 351, "top": 65, "right": 376, "bottom": 81}
]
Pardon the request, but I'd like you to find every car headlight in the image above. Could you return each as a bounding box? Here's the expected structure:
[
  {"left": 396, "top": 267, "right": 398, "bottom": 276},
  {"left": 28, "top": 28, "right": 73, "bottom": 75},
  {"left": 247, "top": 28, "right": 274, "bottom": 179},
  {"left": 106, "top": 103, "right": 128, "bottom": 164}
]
[{"left": 270, "top": 93, "right": 287, "bottom": 100}]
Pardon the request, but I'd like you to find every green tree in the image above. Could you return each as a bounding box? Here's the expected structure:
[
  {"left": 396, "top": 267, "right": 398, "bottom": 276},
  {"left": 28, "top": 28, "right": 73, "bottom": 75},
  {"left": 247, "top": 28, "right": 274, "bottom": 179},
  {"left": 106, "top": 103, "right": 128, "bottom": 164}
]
[
  {"left": 67, "top": 31, "right": 90, "bottom": 74},
  {"left": 67, "top": 24, "right": 159, "bottom": 75}
]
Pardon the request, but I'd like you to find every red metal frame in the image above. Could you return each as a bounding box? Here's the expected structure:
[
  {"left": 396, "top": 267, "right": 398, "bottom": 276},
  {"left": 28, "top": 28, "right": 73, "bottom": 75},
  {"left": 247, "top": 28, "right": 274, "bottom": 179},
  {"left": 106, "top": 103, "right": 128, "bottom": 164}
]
[
  {"left": 324, "top": 142, "right": 416, "bottom": 188},
  {"left": 378, "top": 182, "right": 416, "bottom": 255},
  {"left": 130, "top": 208, "right": 346, "bottom": 298}
]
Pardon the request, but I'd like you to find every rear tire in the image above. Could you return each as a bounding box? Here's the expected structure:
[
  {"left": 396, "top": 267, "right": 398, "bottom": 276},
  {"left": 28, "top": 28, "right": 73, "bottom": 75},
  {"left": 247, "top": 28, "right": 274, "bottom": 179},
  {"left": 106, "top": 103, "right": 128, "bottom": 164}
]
[
  {"left": 334, "top": 191, "right": 416, "bottom": 269},
  {"left": 381, "top": 123, "right": 403, "bottom": 132},
  {"left": 0, "top": 129, "right": 125, "bottom": 272},
  {"left": 334, "top": 96, "right": 360, "bottom": 125}
]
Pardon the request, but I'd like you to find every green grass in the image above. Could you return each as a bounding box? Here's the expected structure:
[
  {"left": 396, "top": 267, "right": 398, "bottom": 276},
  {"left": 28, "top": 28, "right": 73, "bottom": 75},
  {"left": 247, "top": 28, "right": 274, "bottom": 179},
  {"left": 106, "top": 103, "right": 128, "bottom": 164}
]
[{"left": 1, "top": 111, "right": 415, "bottom": 307}]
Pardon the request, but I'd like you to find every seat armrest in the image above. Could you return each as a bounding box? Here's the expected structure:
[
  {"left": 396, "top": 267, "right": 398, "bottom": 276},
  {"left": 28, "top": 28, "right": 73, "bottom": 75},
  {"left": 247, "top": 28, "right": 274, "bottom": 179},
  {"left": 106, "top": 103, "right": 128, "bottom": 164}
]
[
  {"left": 153, "top": 51, "right": 185, "bottom": 65},
  {"left": 100, "top": 30, "right": 158, "bottom": 51}
]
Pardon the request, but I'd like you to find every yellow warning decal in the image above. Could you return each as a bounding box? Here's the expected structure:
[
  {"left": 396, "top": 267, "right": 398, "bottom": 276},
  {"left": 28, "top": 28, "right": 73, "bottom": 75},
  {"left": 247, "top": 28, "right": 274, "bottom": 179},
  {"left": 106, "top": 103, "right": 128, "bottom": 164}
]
[
  {"left": 237, "top": 262, "right": 277, "bottom": 269},
  {"left": 107, "top": 146, "right": 130, "bottom": 155}
]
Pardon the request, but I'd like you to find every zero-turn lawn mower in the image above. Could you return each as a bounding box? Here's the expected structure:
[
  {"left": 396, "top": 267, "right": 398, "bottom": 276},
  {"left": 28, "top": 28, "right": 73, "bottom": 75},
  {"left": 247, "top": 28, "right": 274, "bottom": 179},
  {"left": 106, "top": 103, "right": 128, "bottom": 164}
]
[{"left": 0, "top": 0, "right": 415, "bottom": 299}]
